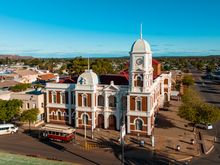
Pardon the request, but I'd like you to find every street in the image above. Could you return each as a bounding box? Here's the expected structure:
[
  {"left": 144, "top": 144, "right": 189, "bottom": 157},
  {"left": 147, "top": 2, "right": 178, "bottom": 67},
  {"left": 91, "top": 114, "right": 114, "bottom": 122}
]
[
  {"left": 0, "top": 131, "right": 120, "bottom": 165},
  {"left": 190, "top": 70, "right": 220, "bottom": 165}
]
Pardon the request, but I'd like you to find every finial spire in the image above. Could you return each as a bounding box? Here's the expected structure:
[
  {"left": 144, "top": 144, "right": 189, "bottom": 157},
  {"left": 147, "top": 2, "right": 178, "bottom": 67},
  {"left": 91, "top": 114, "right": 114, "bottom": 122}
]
[
  {"left": 140, "top": 23, "right": 143, "bottom": 39},
  {"left": 87, "top": 56, "right": 90, "bottom": 70}
]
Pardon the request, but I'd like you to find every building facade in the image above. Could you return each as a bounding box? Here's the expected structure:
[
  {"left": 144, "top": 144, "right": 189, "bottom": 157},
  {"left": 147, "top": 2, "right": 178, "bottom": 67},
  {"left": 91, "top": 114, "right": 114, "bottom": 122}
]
[
  {"left": 10, "top": 90, "right": 45, "bottom": 126},
  {"left": 46, "top": 36, "right": 171, "bottom": 136}
]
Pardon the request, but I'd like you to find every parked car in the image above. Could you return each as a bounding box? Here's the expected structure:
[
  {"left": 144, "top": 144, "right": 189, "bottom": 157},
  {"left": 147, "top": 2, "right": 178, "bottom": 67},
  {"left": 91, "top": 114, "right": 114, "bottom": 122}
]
[
  {"left": 0, "top": 124, "right": 18, "bottom": 135},
  {"left": 195, "top": 123, "right": 213, "bottom": 130}
]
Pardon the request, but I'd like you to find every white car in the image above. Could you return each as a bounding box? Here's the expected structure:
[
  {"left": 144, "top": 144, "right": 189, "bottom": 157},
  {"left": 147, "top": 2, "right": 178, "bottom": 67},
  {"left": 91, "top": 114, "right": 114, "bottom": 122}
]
[
  {"left": 0, "top": 124, "right": 18, "bottom": 135},
  {"left": 196, "top": 123, "right": 213, "bottom": 130}
]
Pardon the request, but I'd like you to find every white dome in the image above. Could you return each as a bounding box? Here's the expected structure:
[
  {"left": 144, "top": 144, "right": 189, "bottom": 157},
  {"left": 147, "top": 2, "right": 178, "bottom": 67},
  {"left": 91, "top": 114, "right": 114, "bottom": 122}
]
[
  {"left": 130, "top": 39, "right": 151, "bottom": 53},
  {"left": 77, "top": 69, "right": 99, "bottom": 85}
]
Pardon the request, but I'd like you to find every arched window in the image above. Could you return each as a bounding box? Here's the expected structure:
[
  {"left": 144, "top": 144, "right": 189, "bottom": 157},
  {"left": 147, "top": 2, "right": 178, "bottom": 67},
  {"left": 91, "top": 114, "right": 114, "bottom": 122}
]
[
  {"left": 135, "top": 119, "right": 143, "bottom": 131},
  {"left": 136, "top": 97, "right": 142, "bottom": 111},
  {"left": 52, "top": 92, "right": 57, "bottom": 103},
  {"left": 82, "top": 114, "right": 89, "bottom": 125},
  {"left": 109, "top": 95, "right": 116, "bottom": 107},
  {"left": 52, "top": 112, "right": 55, "bottom": 120},
  {"left": 58, "top": 111, "right": 62, "bottom": 120},
  {"left": 98, "top": 95, "right": 104, "bottom": 106},
  {"left": 82, "top": 94, "right": 87, "bottom": 107},
  {"left": 136, "top": 75, "right": 143, "bottom": 87}
]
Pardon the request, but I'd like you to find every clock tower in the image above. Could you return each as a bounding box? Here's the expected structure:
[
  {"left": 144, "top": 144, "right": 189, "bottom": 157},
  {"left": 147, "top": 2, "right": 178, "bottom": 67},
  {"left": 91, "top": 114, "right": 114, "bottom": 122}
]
[{"left": 129, "top": 32, "right": 153, "bottom": 93}]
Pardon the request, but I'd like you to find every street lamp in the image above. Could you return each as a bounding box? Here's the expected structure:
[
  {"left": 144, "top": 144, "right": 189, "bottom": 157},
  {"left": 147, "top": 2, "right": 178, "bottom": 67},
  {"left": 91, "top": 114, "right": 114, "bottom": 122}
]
[{"left": 120, "top": 106, "right": 126, "bottom": 165}]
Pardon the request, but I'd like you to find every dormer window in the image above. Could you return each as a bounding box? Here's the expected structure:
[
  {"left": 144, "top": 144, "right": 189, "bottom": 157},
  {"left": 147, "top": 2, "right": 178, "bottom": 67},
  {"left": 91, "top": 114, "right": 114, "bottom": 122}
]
[{"left": 82, "top": 78, "right": 86, "bottom": 84}]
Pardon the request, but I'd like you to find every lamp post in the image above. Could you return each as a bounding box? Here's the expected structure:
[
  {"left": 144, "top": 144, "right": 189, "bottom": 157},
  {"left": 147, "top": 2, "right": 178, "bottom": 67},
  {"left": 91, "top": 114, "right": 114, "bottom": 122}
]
[{"left": 121, "top": 107, "right": 126, "bottom": 165}]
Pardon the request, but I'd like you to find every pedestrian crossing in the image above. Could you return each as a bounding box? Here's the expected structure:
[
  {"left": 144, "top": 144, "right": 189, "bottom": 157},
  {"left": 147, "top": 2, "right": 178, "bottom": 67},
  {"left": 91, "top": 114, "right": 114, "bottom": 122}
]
[{"left": 80, "top": 141, "right": 112, "bottom": 150}]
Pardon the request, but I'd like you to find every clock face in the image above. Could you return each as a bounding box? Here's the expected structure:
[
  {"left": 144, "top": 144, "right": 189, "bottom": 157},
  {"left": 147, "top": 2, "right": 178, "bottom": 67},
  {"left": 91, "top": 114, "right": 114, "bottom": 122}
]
[{"left": 136, "top": 58, "right": 143, "bottom": 65}]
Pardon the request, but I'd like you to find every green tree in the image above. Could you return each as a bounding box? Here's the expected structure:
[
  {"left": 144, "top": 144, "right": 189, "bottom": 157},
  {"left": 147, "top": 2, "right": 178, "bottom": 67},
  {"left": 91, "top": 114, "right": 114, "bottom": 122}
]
[
  {"left": 9, "top": 83, "right": 32, "bottom": 92},
  {"left": 20, "top": 108, "right": 39, "bottom": 130},
  {"left": 178, "top": 87, "right": 220, "bottom": 131},
  {"left": 182, "top": 75, "right": 194, "bottom": 87},
  {"left": 0, "top": 99, "right": 22, "bottom": 123}
]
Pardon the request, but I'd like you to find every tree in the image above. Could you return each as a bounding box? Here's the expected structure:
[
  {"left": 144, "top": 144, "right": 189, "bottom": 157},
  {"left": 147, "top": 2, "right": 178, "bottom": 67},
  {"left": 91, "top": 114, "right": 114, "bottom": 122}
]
[
  {"left": 20, "top": 108, "right": 39, "bottom": 130},
  {"left": 182, "top": 75, "right": 194, "bottom": 87},
  {"left": 0, "top": 99, "right": 22, "bottom": 123},
  {"left": 178, "top": 87, "right": 220, "bottom": 131},
  {"left": 9, "top": 83, "right": 32, "bottom": 92}
]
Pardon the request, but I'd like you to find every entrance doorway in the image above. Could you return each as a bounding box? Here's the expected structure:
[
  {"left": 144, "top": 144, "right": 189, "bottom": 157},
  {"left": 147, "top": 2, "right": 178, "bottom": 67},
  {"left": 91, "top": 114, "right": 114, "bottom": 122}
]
[
  {"left": 98, "top": 114, "right": 104, "bottom": 128},
  {"left": 108, "top": 115, "right": 116, "bottom": 130}
]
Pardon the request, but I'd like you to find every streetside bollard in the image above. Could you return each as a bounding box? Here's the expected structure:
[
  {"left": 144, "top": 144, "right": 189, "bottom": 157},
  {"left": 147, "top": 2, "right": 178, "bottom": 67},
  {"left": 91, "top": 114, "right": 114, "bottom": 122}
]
[
  {"left": 176, "top": 145, "right": 180, "bottom": 151},
  {"left": 191, "top": 139, "right": 195, "bottom": 145}
]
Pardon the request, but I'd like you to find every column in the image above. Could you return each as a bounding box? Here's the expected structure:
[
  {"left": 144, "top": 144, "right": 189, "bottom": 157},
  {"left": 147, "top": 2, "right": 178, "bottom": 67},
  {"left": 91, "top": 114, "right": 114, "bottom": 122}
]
[
  {"left": 68, "top": 90, "right": 72, "bottom": 125},
  {"left": 147, "top": 117, "right": 151, "bottom": 135},
  {"left": 116, "top": 95, "right": 120, "bottom": 130},
  {"left": 104, "top": 112, "right": 108, "bottom": 129},
  {"left": 127, "top": 116, "right": 130, "bottom": 133}
]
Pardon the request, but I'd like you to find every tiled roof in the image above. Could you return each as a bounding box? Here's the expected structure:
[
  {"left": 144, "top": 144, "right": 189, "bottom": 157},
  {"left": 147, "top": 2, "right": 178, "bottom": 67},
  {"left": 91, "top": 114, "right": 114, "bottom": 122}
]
[
  {"left": 0, "top": 80, "right": 20, "bottom": 88},
  {"left": 152, "top": 59, "right": 160, "bottom": 65},
  {"left": 38, "top": 73, "right": 56, "bottom": 81},
  {"left": 99, "top": 74, "right": 129, "bottom": 85}
]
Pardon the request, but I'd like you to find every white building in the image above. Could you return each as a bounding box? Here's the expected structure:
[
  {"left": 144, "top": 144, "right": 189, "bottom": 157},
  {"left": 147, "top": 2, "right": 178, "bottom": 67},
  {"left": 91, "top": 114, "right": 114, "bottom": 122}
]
[{"left": 46, "top": 35, "right": 171, "bottom": 136}]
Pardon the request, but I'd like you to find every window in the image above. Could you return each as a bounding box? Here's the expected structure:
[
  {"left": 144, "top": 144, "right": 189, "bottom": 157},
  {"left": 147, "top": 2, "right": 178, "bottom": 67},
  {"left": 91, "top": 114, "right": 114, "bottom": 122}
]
[
  {"left": 26, "top": 103, "right": 30, "bottom": 109},
  {"left": 82, "top": 94, "right": 87, "bottom": 107},
  {"left": 58, "top": 111, "right": 62, "bottom": 120},
  {"left": 136, "top": 75, "right": 143, "bottom": 87},
  {"left": 33, "top": 103, "right": 36, "bottom": 108},
  {"left": 41, "top": 103, "right": 44, "bottom": 108},
  {"left": 61, "top": 92, "right": 65, "bottom": 104},
  {"left": 82, "top": 114, "right": 89, "bottom": 125},
  {"left": 98, "top": 95, "right": 104, "bottom": 106},
  {"left": 136, "top": 97, "right": 142, "bottom": 111},
  {"left": 52, "top": 112, "right": 55, "bottom": 120},
  {"left": 109, "top": 95, "right": 116, "bottom": 107},
  {"left": 52, "top": 92, "right": 57, "bottom": 103},
  {"left": 135, "top": 119, "right": 143, "bottom": 131}
]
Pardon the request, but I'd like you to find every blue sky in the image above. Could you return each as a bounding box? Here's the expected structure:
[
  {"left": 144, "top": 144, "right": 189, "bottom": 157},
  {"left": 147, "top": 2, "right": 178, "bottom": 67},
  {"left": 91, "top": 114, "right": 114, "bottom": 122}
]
[{"left": 0, "top": 0, "right": 220, "bottom": 58}]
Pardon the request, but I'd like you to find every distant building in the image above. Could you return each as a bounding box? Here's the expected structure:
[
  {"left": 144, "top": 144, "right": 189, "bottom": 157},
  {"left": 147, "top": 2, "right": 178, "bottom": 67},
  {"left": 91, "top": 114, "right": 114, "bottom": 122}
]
[
  {"left": 45, "top": 36, "right": 171, "bottom": 136},
  {"left": 10, "top": 90, "right": 45, "bottom": 126}
]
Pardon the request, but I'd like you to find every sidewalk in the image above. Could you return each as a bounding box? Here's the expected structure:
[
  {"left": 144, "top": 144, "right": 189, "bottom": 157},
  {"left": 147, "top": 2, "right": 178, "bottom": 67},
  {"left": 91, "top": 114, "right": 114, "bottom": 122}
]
[{"left": 74, "top": 100, "right": 215, "bottom": 162}]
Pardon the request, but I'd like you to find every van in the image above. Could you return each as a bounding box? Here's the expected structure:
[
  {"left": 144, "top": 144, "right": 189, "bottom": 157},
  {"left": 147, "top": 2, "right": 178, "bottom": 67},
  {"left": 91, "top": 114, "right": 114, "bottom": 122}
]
[{"left": 0, "top": 124, "right": 18, "bottom": 135}]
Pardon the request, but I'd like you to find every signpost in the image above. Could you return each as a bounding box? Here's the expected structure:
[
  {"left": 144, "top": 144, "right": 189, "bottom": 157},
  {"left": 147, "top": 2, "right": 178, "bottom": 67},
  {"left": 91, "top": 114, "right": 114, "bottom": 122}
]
[{"left": 121, "top": 124, "right": 125, "bottom": 165}]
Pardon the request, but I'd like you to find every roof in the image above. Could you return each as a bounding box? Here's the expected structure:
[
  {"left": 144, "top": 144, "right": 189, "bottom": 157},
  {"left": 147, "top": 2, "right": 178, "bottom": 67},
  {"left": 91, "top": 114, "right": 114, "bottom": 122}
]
[
  {"left": 77, "top": 69, "right": 99, "bottom": 85},
  {"left": 59, "top": 77, "right": 75, "bottom": 83},
  {"left": 99, "top": 74, "right": 129, "bottom": 85},
  {"left": 152, "top": 59, "right": 160, "bottom": 65},
  {"left": 0, "top": 80, "right": 20, "bottom": 88},
  {"left": 130, "top": 38, "right": 151, "bottom": 53},
  {"left": 15, "top": 69, "right": 38, "bottom": 76},
  {"left": 38, "top": 73, "right": 56, "bottom": 81}
]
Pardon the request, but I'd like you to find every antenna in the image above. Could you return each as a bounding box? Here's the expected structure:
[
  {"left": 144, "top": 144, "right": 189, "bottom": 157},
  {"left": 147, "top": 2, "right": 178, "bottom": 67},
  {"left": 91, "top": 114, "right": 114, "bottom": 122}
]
[{"left": 140, "top": 23, "right": 143, "bottom": 39}]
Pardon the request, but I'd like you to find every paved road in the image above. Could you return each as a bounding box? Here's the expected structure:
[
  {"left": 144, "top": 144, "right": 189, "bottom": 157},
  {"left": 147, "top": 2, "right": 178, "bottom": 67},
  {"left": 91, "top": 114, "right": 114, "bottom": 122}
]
[
  {"left": 0, "top": 132, "right": 120, "bottom": 165},
  {"left": 190, "top": 70, "right": 220, "bottom": 165},
  {"left": 0, "top": 129, "right": 185, "bottom": 165}
]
